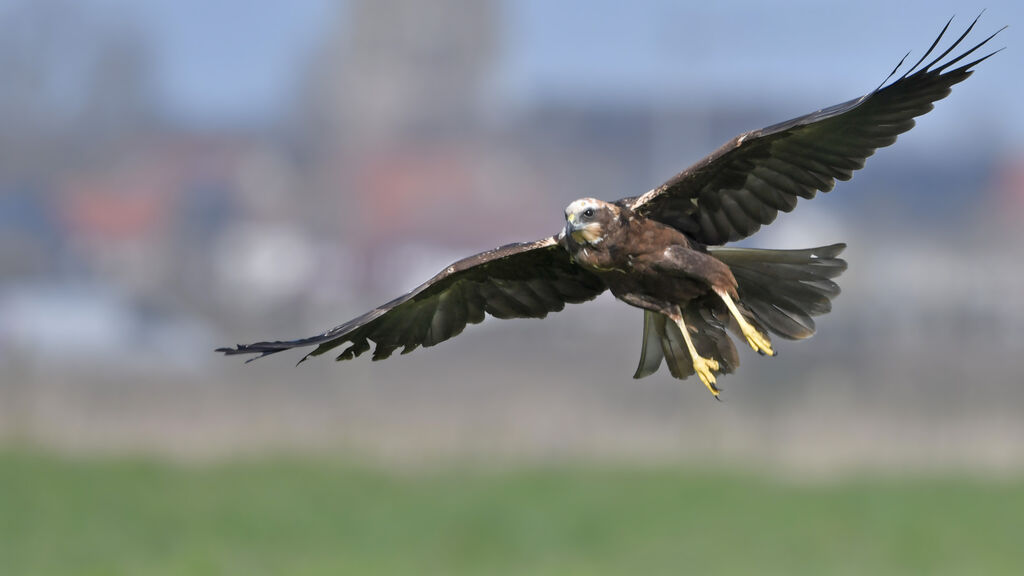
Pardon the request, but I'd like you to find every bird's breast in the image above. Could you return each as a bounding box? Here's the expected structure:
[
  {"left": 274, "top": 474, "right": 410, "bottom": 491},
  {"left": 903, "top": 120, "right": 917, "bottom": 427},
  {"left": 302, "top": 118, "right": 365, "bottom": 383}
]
[{"left": 573, "top": 245, "right": 627, "bottom": 274}]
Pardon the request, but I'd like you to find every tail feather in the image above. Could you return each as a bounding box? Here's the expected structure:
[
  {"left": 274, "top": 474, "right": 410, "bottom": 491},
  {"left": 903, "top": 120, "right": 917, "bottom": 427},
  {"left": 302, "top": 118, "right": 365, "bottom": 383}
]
[
  {"left": 686, "top": 304, "right": 739, "bottom": 374},
  {"left": 659, "top": 316, "right": 693, "bottom": 380},
  {"left": 742, "top": 299, "right": 817, "bottom": 340},
  {"left": 709, "top": 243, "right": 847, "bottom": 263},
  {"left": 729, "top": 269, "right": 834, "bottom": 316},
  {"left": 711, "top": 243, "right": 847, "bottom": 340},
  {"left": 632, "top": 243, "right": 847, "bottom": 381},
  {"left": 633, "top": 311, "right": 666, "bottom": 378},
  {"left": 632, "top": 304, "right": 739, "bottom": 381}
]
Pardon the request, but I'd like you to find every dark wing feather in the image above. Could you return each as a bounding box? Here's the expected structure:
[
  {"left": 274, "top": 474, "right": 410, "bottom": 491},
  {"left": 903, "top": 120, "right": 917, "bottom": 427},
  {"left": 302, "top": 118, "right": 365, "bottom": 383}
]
[
  {"left": 217, "top": 236, "right": 606, "bottom": 363},
  {"left": 626, "top": 16, "right": 1003, "bottom": 245}
]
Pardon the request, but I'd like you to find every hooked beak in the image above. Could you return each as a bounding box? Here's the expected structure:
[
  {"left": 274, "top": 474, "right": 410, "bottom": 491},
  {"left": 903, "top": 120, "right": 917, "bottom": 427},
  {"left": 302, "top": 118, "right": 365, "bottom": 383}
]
[
  {"left": 565, "top": 214, "right": 601, "bottom": 245},
  {"left": 565, "top": 213, "right": 581, "bottom": 241}
]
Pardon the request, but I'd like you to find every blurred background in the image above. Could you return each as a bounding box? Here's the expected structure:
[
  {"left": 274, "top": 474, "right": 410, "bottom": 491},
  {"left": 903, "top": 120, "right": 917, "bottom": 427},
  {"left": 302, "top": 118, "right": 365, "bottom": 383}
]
[{"left": 2, "top": 0, "right": 1023, "bottom": 573}]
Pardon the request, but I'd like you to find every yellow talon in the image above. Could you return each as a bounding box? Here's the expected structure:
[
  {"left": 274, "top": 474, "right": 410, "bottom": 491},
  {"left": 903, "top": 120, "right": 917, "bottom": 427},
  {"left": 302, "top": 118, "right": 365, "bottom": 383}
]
[
  {"left": 741, "top": 323, "right": 775, "bottom": 357},
  {"left": 693, "top": 355, "right": 720, "bottom": 396},
  {"left": 669, "top": 307, "right": 723, "bottom": 398},
  {"left": 715, "top": 288, "right": 775, "bottom": 357}
]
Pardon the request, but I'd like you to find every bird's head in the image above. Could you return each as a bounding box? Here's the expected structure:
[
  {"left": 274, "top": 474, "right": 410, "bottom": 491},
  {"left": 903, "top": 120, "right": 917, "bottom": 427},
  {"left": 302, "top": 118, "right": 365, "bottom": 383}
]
[{"left": 564, "top": 198, "right": 617, "bottom": 246}]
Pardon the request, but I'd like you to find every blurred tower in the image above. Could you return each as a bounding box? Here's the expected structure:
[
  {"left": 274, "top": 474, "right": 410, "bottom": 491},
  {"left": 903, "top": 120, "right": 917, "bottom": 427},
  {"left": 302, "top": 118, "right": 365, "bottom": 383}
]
[
  {"left": 295, "top": 0, "right": 506, "bottom": 296},
  {"left": 310, "top": 0, "right": 499, "bottom": 149}
]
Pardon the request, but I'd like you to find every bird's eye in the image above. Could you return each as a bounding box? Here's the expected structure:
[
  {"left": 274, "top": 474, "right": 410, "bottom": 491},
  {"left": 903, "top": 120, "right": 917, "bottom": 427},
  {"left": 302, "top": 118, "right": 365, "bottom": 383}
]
[{"left": 583, "top": 208, "right": 595, "bottom": 218}]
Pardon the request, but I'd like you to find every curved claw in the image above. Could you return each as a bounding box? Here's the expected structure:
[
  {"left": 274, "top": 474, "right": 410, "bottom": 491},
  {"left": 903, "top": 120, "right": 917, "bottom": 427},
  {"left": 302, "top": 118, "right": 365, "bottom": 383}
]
[
  {"left": 715, "top": 288, "right": 775, "bottom": 357},
  {"left": 741, "top": 324, "right": 775, "bottom": 357},
  {"left": 693, "top": 355, "right": 721, "bottom": 397}
]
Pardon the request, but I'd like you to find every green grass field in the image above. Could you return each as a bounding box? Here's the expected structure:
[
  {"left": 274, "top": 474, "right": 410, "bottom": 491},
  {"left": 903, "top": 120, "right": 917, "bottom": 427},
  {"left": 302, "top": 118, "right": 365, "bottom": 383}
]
[{"left": 3, "top": 451, "right": 1023, "bottom": 575}]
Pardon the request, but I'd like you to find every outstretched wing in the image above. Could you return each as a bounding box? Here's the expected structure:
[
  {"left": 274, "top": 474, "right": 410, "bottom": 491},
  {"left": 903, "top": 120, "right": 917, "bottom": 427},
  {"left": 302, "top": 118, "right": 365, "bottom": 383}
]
[
  {"left": 217, "top": 236, "right": 606, "bottom": 363},
  {"left": 625, "top": 16, "right": 1003, "bottom": 245}
]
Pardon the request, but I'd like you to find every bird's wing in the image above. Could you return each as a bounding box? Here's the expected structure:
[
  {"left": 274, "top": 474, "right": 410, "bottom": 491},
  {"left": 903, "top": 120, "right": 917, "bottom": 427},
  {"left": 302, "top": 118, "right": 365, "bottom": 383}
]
[
  {"left": 624, "top": 16, "right": 1003, "bottom": 246},
  {"left": 217, "top": 236, "right": 606, "bottom": 363}
]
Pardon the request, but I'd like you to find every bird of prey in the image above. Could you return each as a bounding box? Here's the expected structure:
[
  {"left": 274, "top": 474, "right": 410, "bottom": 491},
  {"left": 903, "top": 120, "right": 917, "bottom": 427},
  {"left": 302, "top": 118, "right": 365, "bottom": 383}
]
[{"left": 220, "top": 17, "right": 1001, "bottom": 397}]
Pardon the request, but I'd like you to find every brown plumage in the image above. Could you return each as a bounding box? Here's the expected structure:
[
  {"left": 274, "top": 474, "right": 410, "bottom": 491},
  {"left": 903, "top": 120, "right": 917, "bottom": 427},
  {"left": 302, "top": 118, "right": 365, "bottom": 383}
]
[{"left": 219, "top": 17, "right": 1000, "bottom": 396}]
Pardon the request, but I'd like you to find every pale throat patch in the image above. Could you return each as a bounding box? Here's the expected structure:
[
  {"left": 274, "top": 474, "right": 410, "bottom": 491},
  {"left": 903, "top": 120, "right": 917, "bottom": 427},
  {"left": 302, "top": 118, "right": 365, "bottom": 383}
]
[{"left": 572, "top": 225, "right": 604, "bottom": 245}]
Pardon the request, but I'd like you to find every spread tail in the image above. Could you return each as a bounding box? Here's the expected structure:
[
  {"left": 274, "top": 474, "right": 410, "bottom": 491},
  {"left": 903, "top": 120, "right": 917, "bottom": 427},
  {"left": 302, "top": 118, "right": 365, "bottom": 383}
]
[
  {"left": 633, "top": 243, "right": 846, "bottom": 380},
  {"left": 710, "top": 243, "right": 847, "bottom": 340}
]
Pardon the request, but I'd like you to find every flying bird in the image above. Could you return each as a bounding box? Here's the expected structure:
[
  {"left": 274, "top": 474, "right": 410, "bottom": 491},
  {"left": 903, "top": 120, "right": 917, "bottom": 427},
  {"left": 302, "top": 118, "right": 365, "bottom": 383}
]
[{"left": 219, "top": 17, "right": 1002, "bottom": 397}]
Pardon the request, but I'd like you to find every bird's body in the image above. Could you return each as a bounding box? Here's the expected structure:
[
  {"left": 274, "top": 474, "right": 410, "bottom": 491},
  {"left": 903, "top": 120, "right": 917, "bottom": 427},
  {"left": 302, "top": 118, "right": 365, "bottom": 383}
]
[
  {"left": 219, "top": 17, "right": 1002, "bottom": 396},
  {"left": 562, "top": 200, "right": 735, "bottom": 308}
]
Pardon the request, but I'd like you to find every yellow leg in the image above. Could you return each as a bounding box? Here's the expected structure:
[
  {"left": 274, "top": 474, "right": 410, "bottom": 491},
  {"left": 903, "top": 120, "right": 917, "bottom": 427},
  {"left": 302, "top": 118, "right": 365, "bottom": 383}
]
[
  {"left": 714, "top": 288, "right": 775, "bottom": 357},
  {"left": 669, "top": 311, "right": 721, "bottom": 397}
]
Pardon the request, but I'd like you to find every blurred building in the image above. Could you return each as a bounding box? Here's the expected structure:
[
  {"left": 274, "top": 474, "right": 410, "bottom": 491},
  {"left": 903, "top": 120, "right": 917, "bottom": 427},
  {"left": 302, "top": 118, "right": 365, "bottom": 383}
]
[
  {"left": 313, "top": 0, "right": 498, "bottom": 147},
  {"left": 1, "top": 0, "right": 1023, "bottom": 468}
]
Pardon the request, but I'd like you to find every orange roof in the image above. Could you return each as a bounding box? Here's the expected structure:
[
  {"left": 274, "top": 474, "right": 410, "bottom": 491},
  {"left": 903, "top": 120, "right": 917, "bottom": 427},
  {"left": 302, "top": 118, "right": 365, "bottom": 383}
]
[{"left": 57, "top": 167, "right": 175, "bottom": 242}]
